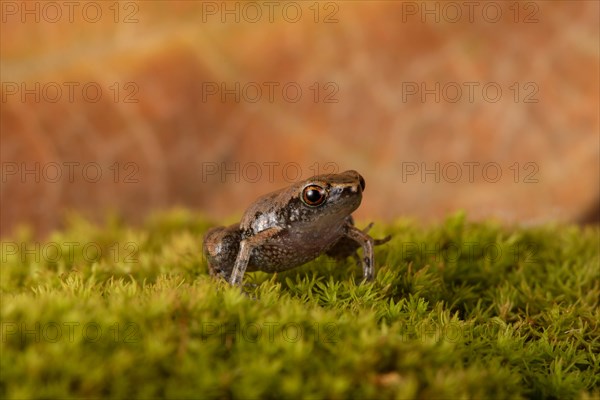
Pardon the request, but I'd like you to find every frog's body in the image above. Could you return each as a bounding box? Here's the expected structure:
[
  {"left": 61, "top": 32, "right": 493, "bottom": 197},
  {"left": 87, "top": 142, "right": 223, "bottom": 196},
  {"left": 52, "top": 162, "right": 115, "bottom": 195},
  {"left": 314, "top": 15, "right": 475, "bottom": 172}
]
[{"left": 203, "top": 170, "right": 390, "bottom": 285}]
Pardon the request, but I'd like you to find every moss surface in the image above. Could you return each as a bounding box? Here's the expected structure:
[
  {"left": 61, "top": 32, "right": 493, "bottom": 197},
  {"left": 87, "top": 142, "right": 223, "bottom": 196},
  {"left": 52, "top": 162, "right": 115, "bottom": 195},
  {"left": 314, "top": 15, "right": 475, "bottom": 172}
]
[{"left": 1, "top": 211, "right": 599, "bottom": 399}]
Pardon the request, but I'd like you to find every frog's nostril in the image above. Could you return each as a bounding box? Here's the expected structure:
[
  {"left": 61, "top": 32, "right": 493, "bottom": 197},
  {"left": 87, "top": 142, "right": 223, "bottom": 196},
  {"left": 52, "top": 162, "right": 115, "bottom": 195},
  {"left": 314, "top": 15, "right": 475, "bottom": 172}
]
[{"left": 358, "top": 175, "right": 366, "bottom": 192}]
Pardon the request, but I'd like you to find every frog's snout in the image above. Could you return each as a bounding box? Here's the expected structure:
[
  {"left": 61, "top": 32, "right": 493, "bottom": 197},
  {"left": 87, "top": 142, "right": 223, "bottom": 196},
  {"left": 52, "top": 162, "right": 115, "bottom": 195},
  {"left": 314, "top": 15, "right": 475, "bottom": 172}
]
[
  {"left": 358, "top": 174, "right": 365, "bottom": 192},
  {"left": 340, "top": 170, "right": 365, "bottom": 193}
]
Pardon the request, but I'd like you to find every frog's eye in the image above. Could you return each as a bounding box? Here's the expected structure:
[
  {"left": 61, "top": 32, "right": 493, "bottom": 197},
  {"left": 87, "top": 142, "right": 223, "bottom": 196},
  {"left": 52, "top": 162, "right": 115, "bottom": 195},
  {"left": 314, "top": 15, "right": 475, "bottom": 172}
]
[{"left": 301, "top": 185, "right": 326, "bottom": 207}]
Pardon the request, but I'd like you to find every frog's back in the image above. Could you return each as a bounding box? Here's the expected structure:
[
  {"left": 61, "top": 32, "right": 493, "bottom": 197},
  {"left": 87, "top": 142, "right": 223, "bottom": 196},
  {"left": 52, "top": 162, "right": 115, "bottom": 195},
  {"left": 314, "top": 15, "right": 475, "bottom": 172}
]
[{"left": 239, "top": 186, "right": 298, "bottom": 234}]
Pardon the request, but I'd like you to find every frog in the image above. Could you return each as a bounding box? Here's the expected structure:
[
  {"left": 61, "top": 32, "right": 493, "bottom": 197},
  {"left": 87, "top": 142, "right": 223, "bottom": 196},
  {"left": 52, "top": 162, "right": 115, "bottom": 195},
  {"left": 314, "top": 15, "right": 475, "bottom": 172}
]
[{"left": 202, "top": 170, "right": 391, "bottom": 286}]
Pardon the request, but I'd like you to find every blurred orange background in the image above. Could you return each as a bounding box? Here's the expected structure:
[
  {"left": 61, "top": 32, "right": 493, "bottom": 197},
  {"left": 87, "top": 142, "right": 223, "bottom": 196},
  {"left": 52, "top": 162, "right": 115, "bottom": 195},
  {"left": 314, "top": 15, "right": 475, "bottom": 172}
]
[{"left": 1, "top": 0, "right": 598, "bottom": 237}]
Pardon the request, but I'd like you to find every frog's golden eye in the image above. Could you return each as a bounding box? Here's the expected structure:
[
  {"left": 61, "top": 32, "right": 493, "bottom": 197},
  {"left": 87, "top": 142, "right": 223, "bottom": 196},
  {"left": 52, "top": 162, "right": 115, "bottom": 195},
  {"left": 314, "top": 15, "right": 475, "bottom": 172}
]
[{"left": 301, "top": 185, "right": 326, "bottom": 207}]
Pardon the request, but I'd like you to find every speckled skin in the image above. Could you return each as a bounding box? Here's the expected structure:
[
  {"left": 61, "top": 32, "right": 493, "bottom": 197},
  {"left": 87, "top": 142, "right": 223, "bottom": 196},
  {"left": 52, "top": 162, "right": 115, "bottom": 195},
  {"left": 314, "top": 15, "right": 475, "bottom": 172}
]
[{"left": 203, "top": 170, "right": 391, "bottom": 285}]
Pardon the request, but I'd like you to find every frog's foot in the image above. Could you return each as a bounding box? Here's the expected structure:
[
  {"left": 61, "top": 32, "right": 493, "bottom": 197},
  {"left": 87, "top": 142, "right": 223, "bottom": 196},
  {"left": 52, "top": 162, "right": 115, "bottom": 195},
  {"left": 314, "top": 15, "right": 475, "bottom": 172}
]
[
  {"left": 362, "top": 222, "right": 392, "bottom": 245},
  {"left": 374, "top": 234, "right": 392, "bottom": 246}
]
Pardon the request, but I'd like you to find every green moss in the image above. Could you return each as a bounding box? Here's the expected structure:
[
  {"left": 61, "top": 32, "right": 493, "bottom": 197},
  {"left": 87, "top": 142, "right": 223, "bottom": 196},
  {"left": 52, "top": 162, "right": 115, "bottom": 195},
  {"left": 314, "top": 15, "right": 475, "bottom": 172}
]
[{"left": 1, "top": 211, "right": 598, "bottom": 399}]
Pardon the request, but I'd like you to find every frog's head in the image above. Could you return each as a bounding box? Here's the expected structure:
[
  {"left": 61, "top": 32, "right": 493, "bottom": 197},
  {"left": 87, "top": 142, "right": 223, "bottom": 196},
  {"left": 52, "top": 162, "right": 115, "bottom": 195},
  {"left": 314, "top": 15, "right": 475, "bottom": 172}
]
[
  {"left": 294, "top": 169, "right": 365, "bottom": 222},
  {"left": 243, "top": 170, "right": 367, "bottom": 233}
]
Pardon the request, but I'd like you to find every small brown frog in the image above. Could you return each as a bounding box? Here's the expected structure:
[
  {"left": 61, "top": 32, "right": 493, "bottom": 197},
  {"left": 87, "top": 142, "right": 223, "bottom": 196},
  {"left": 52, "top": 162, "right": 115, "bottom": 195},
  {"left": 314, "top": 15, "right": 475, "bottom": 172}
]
[{"left": 203, "top": 170, "right": 390, "bottom": 286}]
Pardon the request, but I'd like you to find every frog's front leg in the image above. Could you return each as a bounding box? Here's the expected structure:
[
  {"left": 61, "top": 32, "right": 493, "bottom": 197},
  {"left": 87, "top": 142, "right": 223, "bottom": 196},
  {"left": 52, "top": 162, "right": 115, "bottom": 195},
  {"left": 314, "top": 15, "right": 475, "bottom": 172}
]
[
  {"left": 344, "top": 224, "right": 375, "bottom": 281},
  {"left": 229, "top": 227, "right": 283, "bottom": 286}
]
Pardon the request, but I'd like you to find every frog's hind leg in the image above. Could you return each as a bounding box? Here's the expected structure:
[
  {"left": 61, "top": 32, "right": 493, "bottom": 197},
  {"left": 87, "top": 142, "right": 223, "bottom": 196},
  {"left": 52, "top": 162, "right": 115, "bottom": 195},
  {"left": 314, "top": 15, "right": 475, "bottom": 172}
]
[{"left": 203, "top": 225, "right": 241, "bottom": 281}]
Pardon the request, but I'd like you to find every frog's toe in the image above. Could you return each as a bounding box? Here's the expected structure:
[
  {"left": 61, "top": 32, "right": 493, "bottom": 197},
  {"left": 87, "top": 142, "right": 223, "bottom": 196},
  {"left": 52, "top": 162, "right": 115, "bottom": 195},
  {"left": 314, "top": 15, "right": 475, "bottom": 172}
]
[
  {"left": 361, "top": 223, "right": 391, "bottom": 246},
  {"left": 362, "top": 222, "right": 375, "bottom": 233},
  {"left": 374, "top": 234, "right": 392, "bottom": 246}
]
